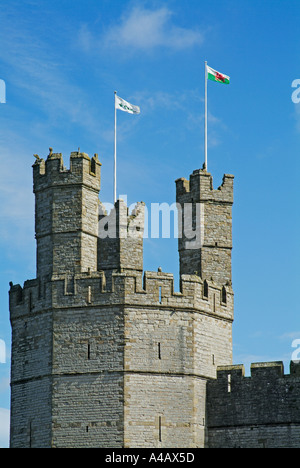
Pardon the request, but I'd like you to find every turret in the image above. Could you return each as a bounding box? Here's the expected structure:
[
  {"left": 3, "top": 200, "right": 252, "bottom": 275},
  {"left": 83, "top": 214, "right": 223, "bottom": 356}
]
[
  {"left": 176, "top": 168, "right": 234, "bottom": 287},
  {"left": 97, "top": 198, "right": 145, "bottom": 274},
  {"left": 33, "top": 148, "right": 101, "bottom": 279}
]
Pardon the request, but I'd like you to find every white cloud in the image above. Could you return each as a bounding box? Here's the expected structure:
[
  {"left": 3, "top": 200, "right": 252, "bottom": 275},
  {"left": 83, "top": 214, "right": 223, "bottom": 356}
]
[
  {"left": 79, "top": 6, "right": 203, "bottom": 53},
  {"left": 0, "top": 408, "right": 10, "bottom": 448},
  {"left": 0, "top": 6, "right": 101, "bottom": 139}
]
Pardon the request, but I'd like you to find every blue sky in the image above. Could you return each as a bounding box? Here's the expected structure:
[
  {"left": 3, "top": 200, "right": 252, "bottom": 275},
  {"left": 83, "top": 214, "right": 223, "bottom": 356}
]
[{"left": 0, "top": 0, "right": 300, "bottom": 447}]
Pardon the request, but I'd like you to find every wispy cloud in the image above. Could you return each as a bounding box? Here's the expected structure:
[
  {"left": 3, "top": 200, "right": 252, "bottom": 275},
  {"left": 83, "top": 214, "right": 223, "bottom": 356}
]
[
  {"left": 79, "top": 5, "right": 203, "bottom": 54},
  {"left": 0, "top": 5, "right": 102, "bottom": 139},
  {"left": 279, "top": 331, "right": 300, "bottom": 341}
]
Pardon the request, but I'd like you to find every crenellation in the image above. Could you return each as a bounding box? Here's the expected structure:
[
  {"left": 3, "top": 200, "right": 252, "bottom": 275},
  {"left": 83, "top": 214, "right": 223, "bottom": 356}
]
[
  {"left": 290, "top": 360, "right": 300, "bottom": 376},
  {"left": 176, "top": 168, "right": 234, "bottom": 285},
  {"left": 207, "top": 361, "right": 300, "bottom": 448},
  {"left": 33, "top": 150, "right": 101, "bottom": 191},
  {"left": 10, "top": 270, "right": 233, "bottom": 323},
  {"left": 176, "top": 170, "right": 234, "bottom": 204},
  {"left": 10, "top": 148, "right": 299, "bottom": 448},
  {"left": 250, "top": 361, "right": 284, "bottom": 378},
  {"left": 33, "top": 149, "right": 101, "bottom": 279}
]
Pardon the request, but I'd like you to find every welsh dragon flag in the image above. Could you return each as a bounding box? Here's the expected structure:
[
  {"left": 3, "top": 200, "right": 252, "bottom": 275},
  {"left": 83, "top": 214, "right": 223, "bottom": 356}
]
[{"left": 207, "top": 65, "right": 230, "bottom": 84}]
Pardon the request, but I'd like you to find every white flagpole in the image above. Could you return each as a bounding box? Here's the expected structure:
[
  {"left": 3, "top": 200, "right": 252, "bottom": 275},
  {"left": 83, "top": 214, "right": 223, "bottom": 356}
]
[
  {"left": 204, "top": 61, "right": 208, "bottom": 171},
  {"left": 114, "top": 91, "right": 117, "bottom": 204}
]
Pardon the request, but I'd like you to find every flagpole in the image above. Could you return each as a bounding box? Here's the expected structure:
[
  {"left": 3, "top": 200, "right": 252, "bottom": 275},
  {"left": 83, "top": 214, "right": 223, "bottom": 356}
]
[
  {"left": 204, "top": 61, "right": 208, "bottom": 171},
  {"left": 114, "top": 91, "right": 117, "bottom": 204}
]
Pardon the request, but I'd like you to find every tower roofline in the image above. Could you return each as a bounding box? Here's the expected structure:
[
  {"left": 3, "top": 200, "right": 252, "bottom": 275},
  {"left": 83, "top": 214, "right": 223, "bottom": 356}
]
[
  {"left": 33, "top": 148, "right": 101, "bottom": 193},
  {"left": 176, "top": 169, "right": 234, "bottom": 203}
]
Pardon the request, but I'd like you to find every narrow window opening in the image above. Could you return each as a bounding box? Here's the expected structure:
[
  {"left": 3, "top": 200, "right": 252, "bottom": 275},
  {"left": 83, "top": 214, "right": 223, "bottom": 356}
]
[
  {"left": 212, "top": 354, "right": 215, "bottom": 365},
  {"left": 88, "top": 343, "right": 91, "bottom": 360},
  {"left": 29, "top": 421, "right": 32, "bottom": 448},
  {"left": 158, "top": 342, "right": 161, "bottom": 360},
  {"left": 158, "top": 416, "right": 162, "bottom": 442},
  {"left": 86, "top": 425, "right": 89, "bottom": 433},
  {"left": 203, "top": 280, "right": 208, "bottom": 298},
  {"left": 66, "top": 276, "right": 75, "bottom": 295},
  {"left": 192, "top": 202, "right": 196, "bottom": 230},
  {"left": 222, "top": 286, "right": 227, "bottom": 304},
  {"left": 213, "top": 294, "right": 216, "bottom": 312},
  {"left": 17, "top": 286, "right": 23, "bottom": 304},
  {"left": 227, "top": 373, "right": 231, "bottom": 393},
  {"left": 88, "top": 286, "right": 92, "bottom": 304},
  {"left": 100, "top": 272, "right": 106, "bottom": 292},
  {"left": 159, "top": 286, "right": 162, "bottom": 304},
  {"left": 91, "top": 157, "right": 96, "bottom": 175}
]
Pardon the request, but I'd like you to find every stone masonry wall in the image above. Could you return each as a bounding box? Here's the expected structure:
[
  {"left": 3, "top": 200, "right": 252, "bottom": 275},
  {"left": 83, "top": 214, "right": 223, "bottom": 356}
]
[
  {"left": 10, "top": 152, "right": 235, "bottom": 448},
  {"left": 121, "top": 270, "right": 233, "bottom": 447},
  {"left": 51, "top": 304, "right": 125, "bottom": 448},
  {"left": 176, "top": 170, "right": 234, "bottom": 286},
  {"left": 206, "top": 361, "right": 300, "bottom": 448},
  {"left": 9, "top": 267, "right": 233, "bottom": 448},
  {"left": 33, "top": 150, "right": 101, "bottom": 278},
  {"left": 9, "top": 280, "right": 53, "bottom": 448}
]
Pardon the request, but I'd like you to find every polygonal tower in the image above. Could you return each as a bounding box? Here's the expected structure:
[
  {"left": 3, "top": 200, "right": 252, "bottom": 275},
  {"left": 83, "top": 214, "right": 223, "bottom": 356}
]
[
  {"left": 176, "top": 168, "right": 234, "bottom": 287},
  {"left": 9, "top": 151, "right": 234, "bottom": 448}
]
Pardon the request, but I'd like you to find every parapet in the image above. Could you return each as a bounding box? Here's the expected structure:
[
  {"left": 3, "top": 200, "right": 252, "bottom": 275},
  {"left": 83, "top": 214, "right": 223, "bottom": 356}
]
[
  {"left": 215, "top": 360, "right": 299, "bottom": 381},
  {"left": 9, "top": 268, "right": 234, "bottom": 322},
  {"left": 33, "top": 148, "right": 101, "bottom": 193},
  {"left": 207, "top": 360, "right": 300, "bottom": 443},
  {"left": 290, "top": 360, "right": 300, "bottom": 376},
  {"left": 176, "top": 169, "right": 234, "bottom": 204},
  {"left": 250, "top": 361, "right": 284, "bottom": 378},
  {"left": 216, "top": 364, "right": 245, "bottom": 379}
]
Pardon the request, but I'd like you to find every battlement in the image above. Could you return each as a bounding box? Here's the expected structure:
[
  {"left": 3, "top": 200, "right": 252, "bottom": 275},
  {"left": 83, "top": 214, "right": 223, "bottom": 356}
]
[
  {"left": 216, "top": 361, "right": 290, "bottom": 379},
  {"left": 207, "top": 360, "right": 300, "bottom": 447},
  {"left": 9, "top": 154, "right": 237, "bottom": 448},
  {"left": 176, "top": 169, "right": 234, "bottom": 204},
  {"left": 33, "top": 148, "right": 101, "bottom": 278},
  {"left": 9, "top": 269, "right": 233, "bottom": 322},
  {"left": 33, "top": 148, "right": 101, "bottom": 193},
  {"left": 176, "top": 168, "right": 234, "bottom": 285}
]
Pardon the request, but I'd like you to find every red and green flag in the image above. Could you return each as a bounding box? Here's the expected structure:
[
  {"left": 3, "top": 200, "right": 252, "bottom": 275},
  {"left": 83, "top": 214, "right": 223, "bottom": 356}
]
[{"left": 207, "top": 65, "right": 230, "bottom": 84}]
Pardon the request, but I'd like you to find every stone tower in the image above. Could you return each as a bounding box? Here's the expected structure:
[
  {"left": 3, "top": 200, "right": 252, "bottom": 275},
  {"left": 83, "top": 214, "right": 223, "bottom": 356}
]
[
  {"left": 9, "top": 151, "right": 234, "bottom": 448},
  {"left": 176, "top": 169, "right": 234, "bottom": 287}
]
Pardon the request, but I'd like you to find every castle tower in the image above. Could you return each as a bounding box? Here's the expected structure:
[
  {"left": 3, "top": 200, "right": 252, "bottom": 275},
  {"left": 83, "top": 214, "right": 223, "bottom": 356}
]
[
  {"left": 97, "top": 198, "right": 145, "bottom": 275},
  {"left": 9, "top": 154, "right": 234, "bottom": 448},
  {"left": 33, "top": 148, "right": 101, "bottom": 279},
  {"left": 176, "top": 168, "right": 234, "bottom": 287}
]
